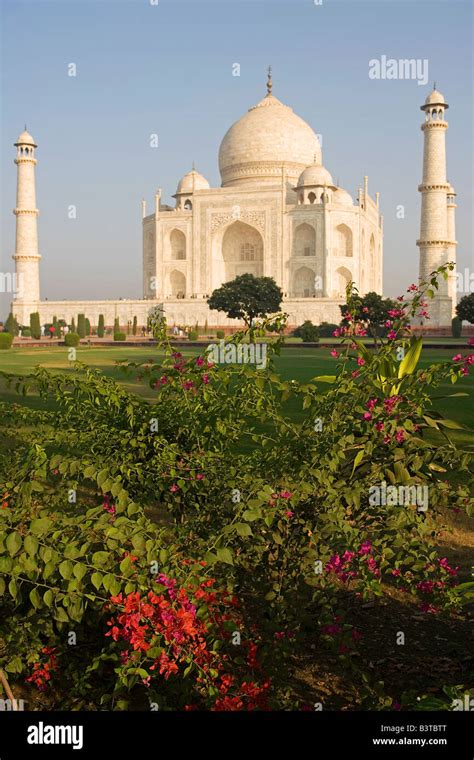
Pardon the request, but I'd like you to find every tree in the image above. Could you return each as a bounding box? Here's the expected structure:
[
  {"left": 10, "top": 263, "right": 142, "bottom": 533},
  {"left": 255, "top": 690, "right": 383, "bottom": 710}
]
[
  {"left": 340, "top": 291, "right": 396, "bottom": 346},
  {"left": 114, "top": 317, "right": 120, "bottom": 334},
  {"left": 292, "top": 320, "right": 319, "bottom": 342},
  {"left": 133, "top": 316, "right": 137, "bottom": 336},
  {"left": 97, "top": 314, "right": 105, "bottom": 338},
  {"left": 77, "top": 314, "right": 86, "bottom": 338},
  {"left": 208, "top": 274, "right": 283, "bottom": 328},
  {"left": 30, "top": 312, "right": 41, "bottom": 340},
  {"left": 451, "top": 316, "right": 462, "bottom": 338},
  {"left": 456, "top": 293, "right": 474, "bottom": 324},
  {"left": 4, "top": 312, "right": 20, "bottom": 337},
  {"left": 71, "top": 317, "right": 76, "bottom": 333},
  {"left": 52, "top": 315, "right": 59, "bottom": 337},
  {"left": 85, "top": 318, "right": 91, "bottom": 336}
]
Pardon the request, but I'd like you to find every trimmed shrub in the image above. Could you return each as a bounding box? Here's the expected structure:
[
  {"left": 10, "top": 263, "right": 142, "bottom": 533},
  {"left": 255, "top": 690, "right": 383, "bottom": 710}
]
[
  {"left": 21, "top": 328, "right": 31, "bottom": 337},
  {"left": 452, "top": 316, "right": 462, "bottom": 338},
  {"left": 114, "top": 317, "right": 120, "bottom": 333},
  {"left": 188, "top": 330, "right": 199, "bottom": 341},
  {"left": 85, "top": 318, "right": 91, "bottom": 336},
  {"left": 5, "top": 312, "right": 20, "bottom": 337},
  {"left": 30, "top": 312, "right": 41, "bottom": 340},
  {"left": 77, "top": 314, "right": 86, "bottom": 338},
  {"left": 133, "top": 316, "right": 137, "bottom": 336},
  {"left": 97, "top": 314, "right": 105, "bottom": 338},
  {"left": 292, "top": 320, "right": 320, "bottom": 343},
  {"left": 318, "top": 321, "right": 339, "bottom": 337},
  {"left": 216, "top": 329, "right": 225, "bottom": 339},
  {"left": 71, "top": 317, "right": 76, "bottom": 333},
  {"left": 0, "top": 332, "right": 13, "bottom": 350},
  {"left": 65, "top": 332, "right": 80, "bottom": 347},
  {"left": 114, "top": 332, "right": 126, "bottom": 341}
]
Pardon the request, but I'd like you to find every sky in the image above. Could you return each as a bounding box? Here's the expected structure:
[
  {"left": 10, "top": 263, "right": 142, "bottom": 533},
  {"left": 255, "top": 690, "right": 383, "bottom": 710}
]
[{"left": 0, "top": 0, "right": 472, "bottom": 320}]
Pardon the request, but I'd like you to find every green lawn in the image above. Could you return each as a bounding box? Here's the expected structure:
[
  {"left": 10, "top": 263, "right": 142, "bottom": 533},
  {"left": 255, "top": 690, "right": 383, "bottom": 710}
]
[{"left": 1, "top": 344, "right": 473, "bottom": 442}]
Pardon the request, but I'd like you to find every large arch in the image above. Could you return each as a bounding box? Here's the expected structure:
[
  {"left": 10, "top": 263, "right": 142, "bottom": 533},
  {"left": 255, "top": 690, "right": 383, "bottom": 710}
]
[
  {"left": 293, "top": 223, "right": 316, "bottom": 258},
  {"left": 335, "top": 224, "right": 353, "bottom": 258},
  {"left": 334, "top": 266, "right": 352, "bottom": 298},
  {"left": 170, "top": 229, "right": 186, "bottom": 260},
  {"left": 170, "top": 269, "right": 186, "bottom": 298},
  {"left": 292, "top": 266, "right": 317, "bottom": 298},
  {"left": 221, "top": 221, "right": 264, "bottom": 282}
]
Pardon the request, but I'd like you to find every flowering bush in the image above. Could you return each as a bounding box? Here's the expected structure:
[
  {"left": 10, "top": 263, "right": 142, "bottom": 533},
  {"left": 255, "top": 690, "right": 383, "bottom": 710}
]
[{"left": 0, "top": 266, "right": 472, "bottom": 709}]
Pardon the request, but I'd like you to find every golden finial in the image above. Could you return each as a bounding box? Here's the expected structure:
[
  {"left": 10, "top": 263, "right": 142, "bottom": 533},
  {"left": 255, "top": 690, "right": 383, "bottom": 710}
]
[{"left": 267, "top": 66, "right": 273, "bottom": 95}]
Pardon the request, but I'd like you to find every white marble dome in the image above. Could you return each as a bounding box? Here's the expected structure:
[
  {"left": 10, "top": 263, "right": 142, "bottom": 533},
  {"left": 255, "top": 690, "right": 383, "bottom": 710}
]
[
  {"left": 219, "top": 92, "right": 321, "bottom": 188},
  {"left": 176, "top": 169, "right": 210, "bottom": 194},
  {"left": 15, "top": 130, "right": 36, "bottom": 146},
  {"left": 424, "top": 88, "right": 446, "bottom": 106},
  {"left": 297, "top": 164, "right": 333, "bottom": 188},
  {"left": 333, "top": 187, "right": 353, "bottom": 206}
]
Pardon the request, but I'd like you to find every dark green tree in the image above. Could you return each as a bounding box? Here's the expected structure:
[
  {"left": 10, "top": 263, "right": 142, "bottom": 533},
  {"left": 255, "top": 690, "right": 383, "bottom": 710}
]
[
  {"left": 77, "top": 314, "right": 86, "bottom": 338},
  {"left": 208, "top": 274, "right": 283, "bottom": 328},
  {"left": 97, "top": 314, "right": 105, "bottom": 338},
  {"left": 114, "top": 317, "right": 120, "bottom": 334},
  {"left": 456, "top": 293, "right": 474, "bottom": 324},
  {"left": 71, "top": 317, "right": 76, "bottom": 333},
  {"left": 292, "top": 320, "right": 319, "bottom": 343},
  {"left": 85, "top": 318, "right": 91, "bottom": 336},
  {"left": 451, "top": 316, "right": 462, "bottom": 338},
  {"left": 4, "top": 312, "right": 20, "bottom": 337},
  {"left": 30, "top": 312, "right": 41, "bottom": 340},
  {"left": 132, "top": 316, "right": 137, "bottom": 336}
]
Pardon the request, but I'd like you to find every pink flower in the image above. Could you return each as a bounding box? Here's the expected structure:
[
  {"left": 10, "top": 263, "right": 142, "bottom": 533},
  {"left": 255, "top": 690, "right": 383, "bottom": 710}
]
[
  {"left": 358, "top": 541, "right": 372, "bottom": 555},
  {"left": 357, "top": 357, "right": 365, "bottom": 366},
  {"left": 375, "top": 421, "right": 384, "bottom": 431},
  {"left": 195, "top": 473, "right": 204, "bottom": 480},
  {"left": 279, "top": 490, "right": 292, "bottom": 500},
  {"left": 420, "top": 603, "right": 438, "bottom": 614},
  {"left": 366, "top": 398, "right": 378, "bottom": 411},
  {"left": 351, "top": 370, "right": 360, "bottom": 378},
  {"left": 387, "top": 330, "right": 397, "bottom": 340},
  {"left": 342, "top": 550, "right": 356, "bottom": 562},
  {"left": 395, "top": 429, "right": 405, "bottom": 444},
  {"left": 285, "top": 510, "right": 294, "bottom": 519},
  {"left": 407, "top": 283, "right": 418, "bottom": 292},
  {"left": 362, "top": 306, "right": 369, "bottom": 314},
  {"left": 391, "top": 569, "right": 401, "bottom": 576},
  {"left": 468, "top": 337, "right": 474, "bottom": 347},
  {"left": 202, "top": 374, "right": 210, "bottom": 384},
  {"left": 384, "top": 320, "right": 392, "bottom": 328},
  {"left": 169, "top": 484, "right": 179, "bottom": 493},
  {"left": 330, "top": 349, "right": 338, "bottom": 358},
  {"left": 183, "top": 380, "right": 194, "bottom": 390},
  {"left": 363, "top": 412, "right": 372, "bottom": 421},
  {"left": 196, "top": 356, "right": 205, "bottom": 367},
  {"left": 452, "top": 354, "right": 462, "bottom": 362}
]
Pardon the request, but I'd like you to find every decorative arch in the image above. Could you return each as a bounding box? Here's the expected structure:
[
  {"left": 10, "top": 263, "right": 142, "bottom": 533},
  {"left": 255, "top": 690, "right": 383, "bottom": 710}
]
[
  {"left": 170, "top": 229, "right": 186, "bottom": 260},
  {"left": 335, "top": 266, "right": 352, "bottom": 298},
  {"left": 292, "top": 266, "right": 317, "bottom": 298},
  {"left": 170, "top": 270, "right": 186, "bottom": 298},
  {"left": 293, "top": 223, "right": 316, "bottom": 258},
  {"left": 184, "top": 199, "right": 192, "bottom": 211},
  {"left": 335, "top": 224, "right": 353, "bottom": 257},
  {"left": 221, "top": 221, "right": 263, "bottom": 282}
]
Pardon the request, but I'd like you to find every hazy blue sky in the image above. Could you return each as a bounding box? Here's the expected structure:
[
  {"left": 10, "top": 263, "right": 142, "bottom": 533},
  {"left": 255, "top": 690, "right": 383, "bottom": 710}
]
[{"left": 1, "top": 0, "right": 472, "bottom": 319}]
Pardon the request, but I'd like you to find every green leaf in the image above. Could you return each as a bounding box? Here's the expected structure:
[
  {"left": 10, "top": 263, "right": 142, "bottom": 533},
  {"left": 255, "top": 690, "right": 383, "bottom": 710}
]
[
  {"left": 91, "top": 572, "right": 103, "bottom": 590},
  {"left": 8, "top": 578, "right": 18, "bottom": 600},
  {"left": 92, "top": 551, "right": 110, "bottom": 567},
  {"left": 312, "top": 375, "right": 337, "bottom": 383},
  {"left": 43, "top": 589, "right": 54, "bottom": 607},
  {"left": 30, "top": 517, "right": 53, "bottom": 536},
  {"left": 235, "top": 523, "right": 252, "bottom": 537},
  {"left": 242, "top": 508, "right": 262, "bottom": 522},
  {"left": 398, "top": 337, "right": 422, "bottom": 378},
  {"left": 73, "top": 563, "right": 88, "bottom": 581},
  {"left": 29, "top": 588, "right": 41, "bottom": 609},
  {"left": 59, "top": 560, "right": 74, "bottom": 580},
  {"left": 216, "top": 547, "right": 234, "bottom": 565},
  {"left": 24, "top": 535, "right": 39, "bottom": 557},
  {"left": 54, "top": 607, "right": 69, "bottom": 623},
  {"left": 351, "top": 450, "right": 364, "bottom": 475},
  {"left": 6, "top": 532, "right": 22, "bottom": 557}
]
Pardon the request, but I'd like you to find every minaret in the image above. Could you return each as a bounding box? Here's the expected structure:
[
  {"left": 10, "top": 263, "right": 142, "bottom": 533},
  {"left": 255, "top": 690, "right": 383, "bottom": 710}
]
[
  {"left": 417, "top": 87, "right": 454, "bottom": 326},
  {"left": 446, "top": 185, "right": 458, "bottom": 317},
  {"left": 12, "top": 129, "right": 41, "bottom": 306}
]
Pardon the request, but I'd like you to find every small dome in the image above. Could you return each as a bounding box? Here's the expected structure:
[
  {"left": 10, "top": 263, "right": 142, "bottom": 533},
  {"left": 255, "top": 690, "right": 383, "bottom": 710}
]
[
  {"left": 296, "top": 163, "right": 333, "bottom": 188},
  {"left": 175, "top": 169, "right": 210, "bottom": 195},
  {"left": 15, "top": 129, "right": 36, "bottom": 147},
  {"left": 447, "top": 183, "right": 456, "bottom": 195},
  {"left": 425, "top": 88, "right": 446, "bottom": 105},
  {"left": 333, "top": 187, "right": 353, "bottom": 207}
]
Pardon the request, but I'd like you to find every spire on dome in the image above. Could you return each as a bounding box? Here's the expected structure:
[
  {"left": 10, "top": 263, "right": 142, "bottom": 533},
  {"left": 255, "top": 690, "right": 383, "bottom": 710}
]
[{"left": 266, "top": 66, "right": 273, "bottom": 96}]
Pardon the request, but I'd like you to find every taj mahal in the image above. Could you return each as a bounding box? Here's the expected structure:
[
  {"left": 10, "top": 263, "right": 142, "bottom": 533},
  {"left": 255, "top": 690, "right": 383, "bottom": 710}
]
[{"left": 10, "top": 72, "right": 457, "bottom": 329}]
